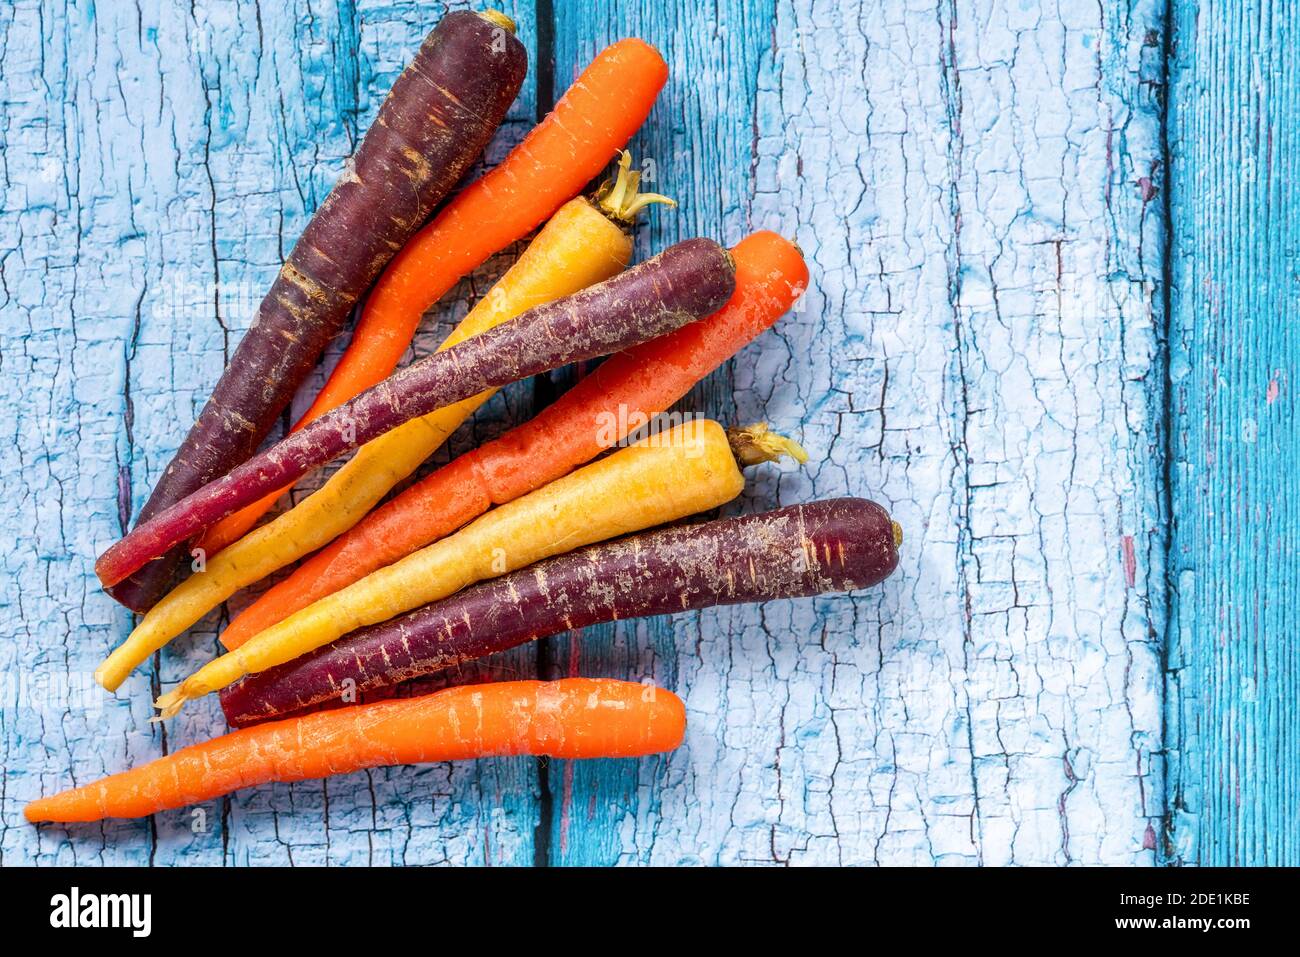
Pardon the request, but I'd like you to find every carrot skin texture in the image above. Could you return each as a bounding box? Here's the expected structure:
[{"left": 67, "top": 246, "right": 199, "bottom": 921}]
[
  {"left": 25, "top": 679, "right": 685, "bottom": 823},
  {"left": 95, "top": 238, "right": 737, "bottom": 590},
  {"left": 200, "top": 39, "right": 670, "bottom": 553},
  {"left": 299, "top": 38, "right": 669, "bottom": 426},
  {"left": 221, "top": 498, "right": 900, "bottom": 726},
  {"left": 152, "top": 420, "right": 748, "bottom": 714},
  {"left": 221, "top": 230, "right": 807, "bottom": 648},
  {"left": 105, "top": 199, "right": 634, "bottom": 673},
  {"left": 108, "top": 12, "right": 528, "bottom": 612}
]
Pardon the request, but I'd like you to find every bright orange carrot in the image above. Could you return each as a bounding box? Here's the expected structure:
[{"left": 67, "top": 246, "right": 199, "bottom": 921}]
[
  {"left": 221, "top": 231, "right": 807, "bottom": 650},
  {"left": 25, "top": 679, "right": 684, "bottom": 823},
  {"left": 199, "top": 39, "right": 669, "bottom": 554}
]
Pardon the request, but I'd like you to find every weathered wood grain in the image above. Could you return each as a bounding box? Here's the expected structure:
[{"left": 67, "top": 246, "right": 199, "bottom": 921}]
[
  {"left": 2, "top": 0, "right": 1171, "bottom": 866},
  {"left": 1, "top": 0, "right": 542, "bottom": 866},
  {"left": 543, "top": 0, "right": 1167, "bottom": 865},
  {"left": 1164, "top": 0, "right": 1299, "bottom": 866}
]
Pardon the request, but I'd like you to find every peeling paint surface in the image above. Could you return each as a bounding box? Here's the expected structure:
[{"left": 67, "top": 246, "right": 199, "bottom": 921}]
[
  {"left": 1165, "top": 0, "right": 1300, "bottom": 867},
  {"left": 2, "top": 0, "right": 1169, "bottom": 865}
]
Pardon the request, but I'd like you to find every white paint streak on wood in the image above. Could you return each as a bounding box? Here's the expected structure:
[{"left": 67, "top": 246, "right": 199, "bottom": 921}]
[{"left": 702, "top": 0, "right": 1167, "bottom": 866}]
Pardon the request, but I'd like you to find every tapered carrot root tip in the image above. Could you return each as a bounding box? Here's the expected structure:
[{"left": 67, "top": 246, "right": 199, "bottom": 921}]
[
  {"left": 25, "top": 798, "right": 59, "bottom": 824},
  {"left": 643, "top": 687, "right": 687, "bottom": 754},
  {"left": 25, "top": 793, "right": 106, "bottom": 824},
  {"left": 154, "top": 684, "right": 199, "bottom": 720},
  {"left": 93, "top": 664, "right": 118, "bottom": 694}
]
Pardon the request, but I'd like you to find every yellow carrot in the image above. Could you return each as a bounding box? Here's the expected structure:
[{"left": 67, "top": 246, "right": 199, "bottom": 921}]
[
  {"left": 154, "top": 420, "right": 801, "bottom": 717},
  {"left": 94, "top": 195, "right": 636, "bottom": 694}
]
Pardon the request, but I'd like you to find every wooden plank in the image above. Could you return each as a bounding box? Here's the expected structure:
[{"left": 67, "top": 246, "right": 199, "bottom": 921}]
[
  {"left": 1, "top": 0, "right": 541, "bottom": 866},
  {"left": 1164, "top": 0, "right": 1300, "bottom": 866},
  {"left": 545, "top": 0, "right": 1167, "bottom": 865},
  {"left": 2, "top": 0, "right": 1174, "bottom": 867}
]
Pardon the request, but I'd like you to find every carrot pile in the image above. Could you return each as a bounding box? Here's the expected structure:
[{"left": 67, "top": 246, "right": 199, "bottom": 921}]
[
  {"left": 198, "top": 38, "right": 671, "bottom": 555},
  {"left": 92, "top": 162, "right": 674, "bottom": 692},
  {"left": 221, "top": 229, "right": 810, "bottom": 649},
  {"left": 29, "top": 11, "right": 905, "bottom": 824}
]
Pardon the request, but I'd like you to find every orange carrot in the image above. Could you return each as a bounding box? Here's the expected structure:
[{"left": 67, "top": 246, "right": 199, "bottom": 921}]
[
  {"left": 24, "top": 679, "right": 684, "bottom": 823},
  {"left": 198, "top": 39, "right": 669, "bottom": 554},
  {"left": 221, "top": 231, "right": 807, "bottom": 649}
]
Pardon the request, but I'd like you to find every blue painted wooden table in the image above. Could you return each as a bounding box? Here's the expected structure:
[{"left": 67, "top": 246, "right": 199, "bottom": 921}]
[{"left": 0, "top": 0, "right": 1293, "bottom": 866}]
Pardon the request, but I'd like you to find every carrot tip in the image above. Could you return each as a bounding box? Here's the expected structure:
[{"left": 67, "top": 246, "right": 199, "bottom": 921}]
[{"left": 153, "top": 687, "right": 190, "bottom": 720}]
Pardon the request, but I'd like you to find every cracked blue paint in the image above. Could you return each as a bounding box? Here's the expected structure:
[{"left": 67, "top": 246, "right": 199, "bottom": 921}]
[
  {"left": 1164, "top": 0, "right": 1300, "bottom": 867},
  {"left": 0, "top": 0, "right": 1213, "bottom": 866}
]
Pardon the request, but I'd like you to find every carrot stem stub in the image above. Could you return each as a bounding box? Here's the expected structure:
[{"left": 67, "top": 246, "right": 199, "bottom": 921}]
[
  {"left": 93, "top": 238, "right": 737, "bottom": 597},
  {"left": 221, "top": 498, "right": 902, "bottom": 726},
  {"left": 25, "top": 679, "right": 685, "bottom": 823},
  {"left": 107, "top": 10, "right": 528, "bottom": 613}
]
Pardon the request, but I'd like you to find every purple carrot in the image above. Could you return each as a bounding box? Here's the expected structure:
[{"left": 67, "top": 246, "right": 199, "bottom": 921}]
[
  {"left": 109, "top": 11, "right": 528, "bottom": 612},
  {"left": 97, "top": 238, "right": 738, "bottom": 588},
  {"left": 220, "top": 497, "right": 902, "bottom": 727}
]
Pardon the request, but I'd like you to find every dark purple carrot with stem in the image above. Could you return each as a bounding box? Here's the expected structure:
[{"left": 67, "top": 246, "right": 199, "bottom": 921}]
[
  {"left": 109, "top": 10, "right": 528, "bottom": 612},
  {"left": 220, "top": 498, "right": 902, "bottom": 727}
]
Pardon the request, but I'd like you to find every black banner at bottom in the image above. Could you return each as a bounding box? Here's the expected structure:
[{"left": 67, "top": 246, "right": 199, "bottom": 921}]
[{"left": 0, "top": 865, "right": 1277, "bottom": 944}]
